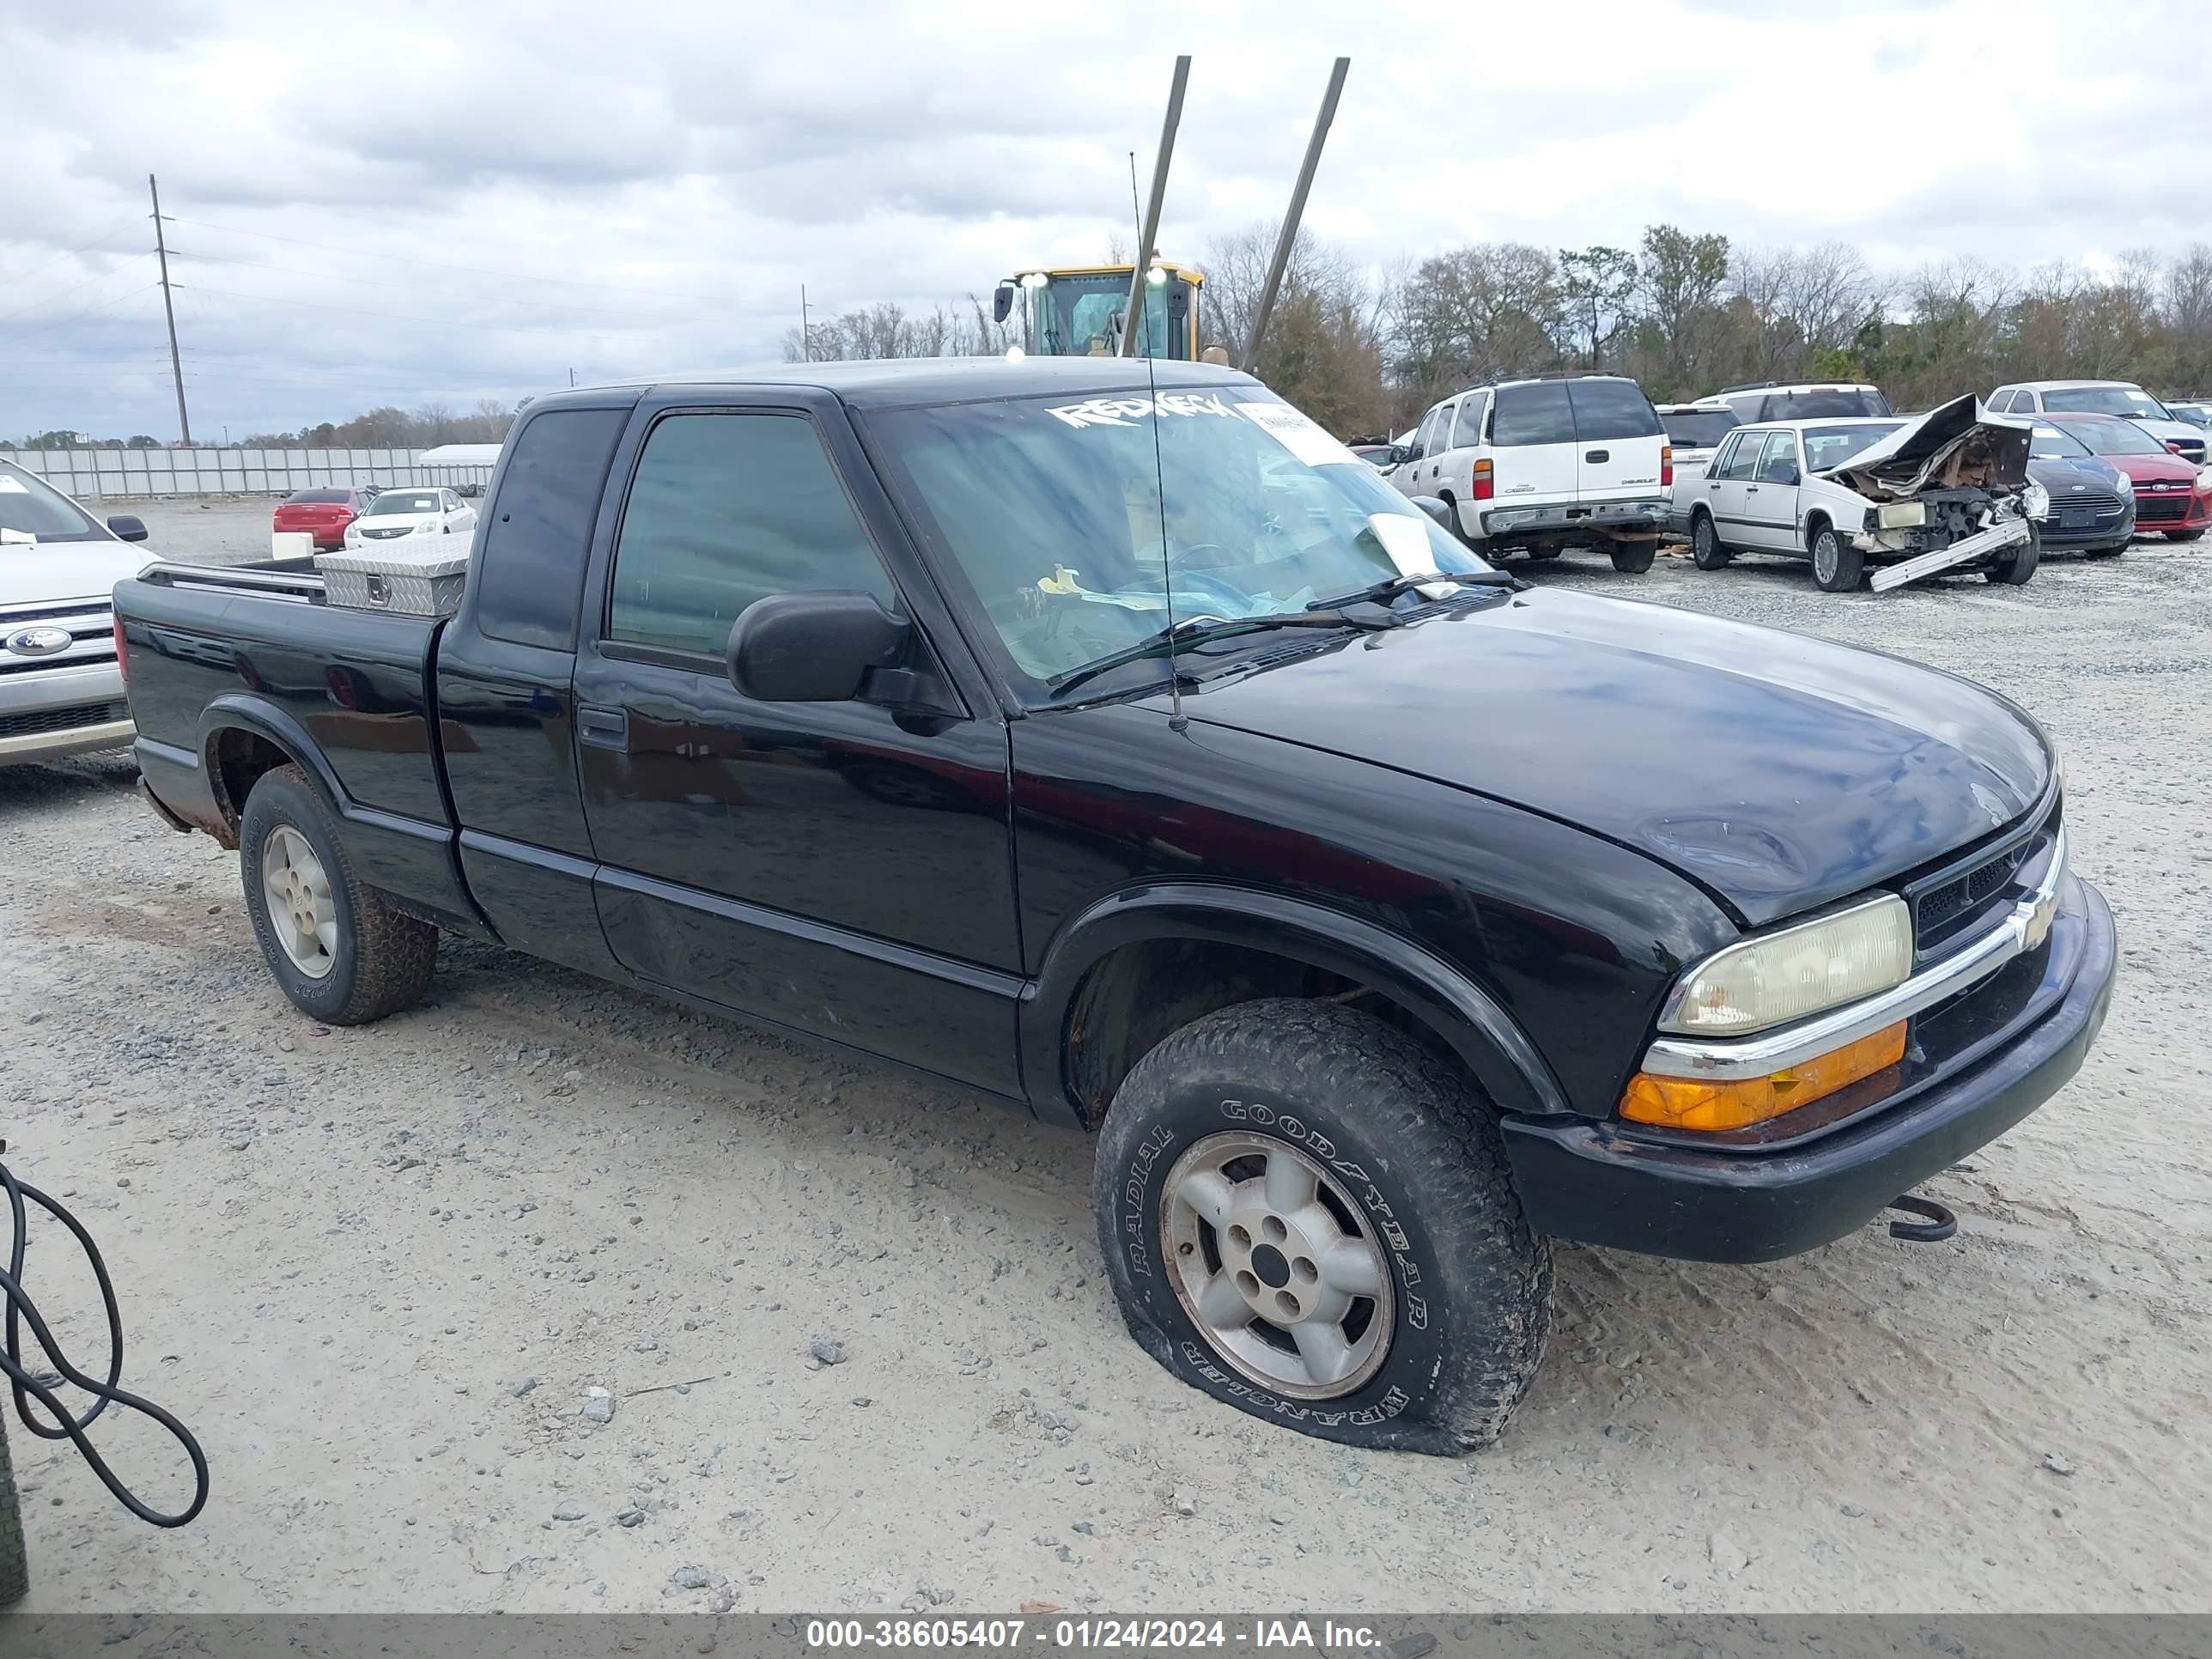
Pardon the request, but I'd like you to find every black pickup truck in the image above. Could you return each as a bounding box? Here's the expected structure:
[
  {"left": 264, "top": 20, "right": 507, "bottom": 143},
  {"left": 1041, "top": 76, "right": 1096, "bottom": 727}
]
[{"left": 116, "top": 359, "right": 2117, "bottom": 1452}]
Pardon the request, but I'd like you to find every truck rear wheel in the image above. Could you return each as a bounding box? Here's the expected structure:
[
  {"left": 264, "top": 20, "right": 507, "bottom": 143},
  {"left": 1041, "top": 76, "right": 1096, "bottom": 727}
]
[
  {"left": 240, "top": 765, "right": 436, "bottom": 1024},
  {"left": 1608, "top": 539, "right": 1656, "bottom": 574},
  {"left": 1093, "top": 999, "right": 1552, "bottom": 1453}
]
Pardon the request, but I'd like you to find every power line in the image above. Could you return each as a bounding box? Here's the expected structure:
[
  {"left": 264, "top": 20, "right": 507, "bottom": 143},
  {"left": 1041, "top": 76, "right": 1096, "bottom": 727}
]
[
  {"left": 0, "top": 214, "right": 150, "bottom": 293},
  {"left": 167, "top": 213, "right": 753, "bottom": 307},
  {"left": 167, "top": 247, "right": 726, "bottom": 325},
  {"left": 176, "top": 280, "right": 681, "bottom": 339},
  {"left": 0, "top": 254, "right": 157, "bottom": 326}
]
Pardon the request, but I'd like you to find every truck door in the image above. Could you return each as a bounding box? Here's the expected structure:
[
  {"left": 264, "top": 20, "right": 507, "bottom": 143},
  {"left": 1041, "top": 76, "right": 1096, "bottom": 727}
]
[{"left": 569, "top": 393, "right": 1024, "bottom": 1099}]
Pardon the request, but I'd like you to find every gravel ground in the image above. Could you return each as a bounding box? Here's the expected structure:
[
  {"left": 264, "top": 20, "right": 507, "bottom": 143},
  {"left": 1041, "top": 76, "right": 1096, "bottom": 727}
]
[{"left": 2, "top": 500, "right": 2207, "bottom": 1613}]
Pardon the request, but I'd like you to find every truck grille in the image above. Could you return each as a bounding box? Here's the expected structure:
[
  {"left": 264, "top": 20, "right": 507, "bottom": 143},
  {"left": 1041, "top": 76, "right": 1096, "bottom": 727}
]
[
  {"left": 0, "top": 604, "right": 118, "bottom": 676},
  {"left": 0, "top": 699, "right": 130, "bottom": 740},
  {"left": 1909, "top": 817, "right": 2056, "bottom": 958},
  {"left": 2134, "top": 494, "right": 2189, "bottom": 524}
]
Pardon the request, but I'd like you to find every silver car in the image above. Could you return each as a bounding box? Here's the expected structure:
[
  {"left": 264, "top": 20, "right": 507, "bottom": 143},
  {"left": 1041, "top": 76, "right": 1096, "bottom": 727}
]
[{"left": 0, "top": 460, "right": 152, "bottom": 765}]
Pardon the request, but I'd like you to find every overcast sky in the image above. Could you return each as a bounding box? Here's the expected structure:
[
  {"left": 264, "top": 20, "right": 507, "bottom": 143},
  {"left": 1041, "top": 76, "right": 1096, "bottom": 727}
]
[{"left": 4, "top": 0, "right": 2205, "bottom": 442}]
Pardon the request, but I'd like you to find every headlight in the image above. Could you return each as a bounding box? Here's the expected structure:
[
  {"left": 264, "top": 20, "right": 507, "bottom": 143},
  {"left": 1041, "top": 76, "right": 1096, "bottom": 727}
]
[
  {"left": 416, "top": 519, "right": 438, "bottom": 534},
  {"left": 1660, "top": 895, "right": 1913, "bottom": 1036},
  {"left": 2197, "top": 465, "right": 2211, "bottom": 491},
  {"left": 2113, "top": 470, "right": 2134, "bottom": 494},
  {"left": 2021, "top": 480, "right": 2050, "bottom": 521},
  {"left": 1875, "top": 501, "right": 1926, "bottom": 529}
]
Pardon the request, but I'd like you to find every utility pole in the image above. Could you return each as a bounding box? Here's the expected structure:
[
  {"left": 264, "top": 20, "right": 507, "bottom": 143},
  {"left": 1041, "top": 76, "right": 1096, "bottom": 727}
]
[
  {"left": 1119, "top": 55, "right": 1190, "bottom": 358},
  {"left": 800, "top": 284, "right": 811, "bottom": 362},
  {"left": 1243, "top": 58, "right": 1350, "bottom": 372},
  {"left": 568, "top": 368, "right": 577, "bottom": 387},
  {"left": 149, "top": 173, "right": 191, "bottom": 446}
]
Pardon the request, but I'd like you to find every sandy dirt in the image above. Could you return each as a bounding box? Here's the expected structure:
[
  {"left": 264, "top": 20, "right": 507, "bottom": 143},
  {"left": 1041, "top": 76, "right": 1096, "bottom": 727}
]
[{"left": 1, "top": 501, "right": 2207, "bottom": 1613}]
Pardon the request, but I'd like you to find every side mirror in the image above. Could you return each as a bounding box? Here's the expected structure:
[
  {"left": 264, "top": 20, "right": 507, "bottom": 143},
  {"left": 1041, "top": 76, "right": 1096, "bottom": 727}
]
[
  {"left": 992, "top": 283, "right": 1015, "bottom": 325},
  {"left": 1412, "top": 495, "right": 1455, "bottom": 532},
  {"left": 107, "top": 514, "right": 149, "bottom": 543},
  {"left": 726, "top": 591, "right": 910, "bottom": 703}
]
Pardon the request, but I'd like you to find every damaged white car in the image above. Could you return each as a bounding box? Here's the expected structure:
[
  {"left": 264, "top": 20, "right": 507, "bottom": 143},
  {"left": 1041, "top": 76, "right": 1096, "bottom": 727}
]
[{"left": 1676, "top": 394, "right": 2045, "bottom": 592}]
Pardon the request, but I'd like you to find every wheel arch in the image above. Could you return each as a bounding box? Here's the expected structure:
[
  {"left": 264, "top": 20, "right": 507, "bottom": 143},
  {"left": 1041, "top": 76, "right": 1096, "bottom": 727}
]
[
  {"left": 196, "top": 696, "right": 349, "bottom": 848},
  {"left": 1020, "top": 884, "right": 1571, "bottom": 1130}
]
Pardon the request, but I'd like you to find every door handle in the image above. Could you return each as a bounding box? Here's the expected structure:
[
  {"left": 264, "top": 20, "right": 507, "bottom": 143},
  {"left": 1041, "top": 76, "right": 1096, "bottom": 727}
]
[
  {"left": 1584, "top": 449, "right": 1609, "bottom": 463},
  {"left": 577, "top": 705, "right": 629, "bottom": 751}
]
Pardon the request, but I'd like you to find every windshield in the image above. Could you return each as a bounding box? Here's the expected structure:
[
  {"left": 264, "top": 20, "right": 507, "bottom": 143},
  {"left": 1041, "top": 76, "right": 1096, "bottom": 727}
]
[
  {"left": 1660, "top": 410, "right": 1737, "bottom": 447},
  {"left": 0, "top": 460, "right": 110, "bottom": 544},
  {"left": 2042, "top": 386, "right": 2171, "bottom": 419},
  {"left": 1024, "top": 273, "right": 1189, "bottom": 360},
  {"left": 2028, "top": 425, "right": 2093, "bottom": 460},
  {"left": 1802, "top": 422, "right": 1904, "bottom": 472},
  {"left": 1749, "top": 389, "right": 1891, "bottom": 421},
  {"left": 2051, "top": 416, "right": 2163, "bottom": 457},
  {"left": 2170, "top": 404, "right": 2212, "bottom": 429},
  {"left": 366, "top": 490, "right": 441, "bottom": 515},
  {"left": 870, "top": 387, "right": 1487, "bottom": 694}
]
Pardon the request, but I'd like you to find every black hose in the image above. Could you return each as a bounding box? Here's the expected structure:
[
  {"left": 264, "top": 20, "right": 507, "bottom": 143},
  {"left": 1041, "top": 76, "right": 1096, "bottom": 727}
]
[{"left": 0, "top": 1144, "right": 208, "bottom": 1528}]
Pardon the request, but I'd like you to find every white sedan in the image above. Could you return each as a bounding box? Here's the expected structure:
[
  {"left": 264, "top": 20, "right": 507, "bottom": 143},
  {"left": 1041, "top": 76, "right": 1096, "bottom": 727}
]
[
  {"left": 343, "top": 487, "right": 477, "bottom": 549},
  {"left": 1670, "top": 396, "right": 2045, "bottom": 592}
]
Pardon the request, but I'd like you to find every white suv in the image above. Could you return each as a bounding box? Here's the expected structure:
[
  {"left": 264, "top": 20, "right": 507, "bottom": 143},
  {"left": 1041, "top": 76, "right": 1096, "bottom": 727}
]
[
  {"left": 1389, "top": 374, "right": 1670, "bottom": 571},
  {"left": 1694, "top": 381, "right": 1893, "bottom": 424},
  {"left": 1986, "top": 380, "right": 2206, "bottom": 465}
]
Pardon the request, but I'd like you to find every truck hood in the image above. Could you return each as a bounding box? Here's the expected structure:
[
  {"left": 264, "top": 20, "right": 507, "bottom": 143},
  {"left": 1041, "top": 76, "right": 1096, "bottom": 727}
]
[
  {"left": 1821, "top": 394, "right": 2032, "bottom": 500},
  {"left": 1181, "top": 588, "right": 2051, "bottom": 926},
  {"left": 0, "top": 539, "right": 149, "bottom": 610}
]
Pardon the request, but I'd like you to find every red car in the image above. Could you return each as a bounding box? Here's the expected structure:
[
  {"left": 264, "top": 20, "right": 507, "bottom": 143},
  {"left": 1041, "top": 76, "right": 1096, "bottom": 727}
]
[
  {"left": 272, "top": 487, "right": 376, "bottom": 551},
  {"left": 2048, "top": 413, "right": 2210, "bottom": 542}
]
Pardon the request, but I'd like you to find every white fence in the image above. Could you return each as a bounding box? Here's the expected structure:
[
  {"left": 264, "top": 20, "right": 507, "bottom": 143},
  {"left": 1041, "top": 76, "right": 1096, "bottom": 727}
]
[{"left": 4, "top": 447, "right": 497, "bottom": 500}]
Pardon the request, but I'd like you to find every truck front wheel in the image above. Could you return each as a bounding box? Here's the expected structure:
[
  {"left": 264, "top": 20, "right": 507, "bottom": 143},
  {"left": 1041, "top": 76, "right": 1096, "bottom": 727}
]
[
  {"left": 1093, "top": 1000, "right": 1552, "bottom": 1453},
  {"left": 240, "top": 765, "right": 436, "bottom": 1024}
]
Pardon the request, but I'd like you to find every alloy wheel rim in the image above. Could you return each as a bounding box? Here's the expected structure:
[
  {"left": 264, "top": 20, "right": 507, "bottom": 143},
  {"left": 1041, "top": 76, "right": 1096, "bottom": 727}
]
[
  {"left": 1159, "top": 1130, "right": 1395, "bottom": 1400},
  {"left": 262, "top": 824, "right": 337, "bottom": 979},
  {"left": 1814, "top": 533, "right": 1838, "bottom": 582}
]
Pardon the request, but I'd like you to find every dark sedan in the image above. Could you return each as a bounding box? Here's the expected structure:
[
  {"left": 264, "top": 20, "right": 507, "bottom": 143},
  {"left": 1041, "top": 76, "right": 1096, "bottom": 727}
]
[{"left": 2024, "top": 422, "right": 2135, "bottom": 555}]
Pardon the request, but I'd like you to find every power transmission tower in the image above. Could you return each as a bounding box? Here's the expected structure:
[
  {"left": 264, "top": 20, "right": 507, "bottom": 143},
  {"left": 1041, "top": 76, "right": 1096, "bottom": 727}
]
[{"left": 149, "top": 173, "right": 191, "bottom": 446}]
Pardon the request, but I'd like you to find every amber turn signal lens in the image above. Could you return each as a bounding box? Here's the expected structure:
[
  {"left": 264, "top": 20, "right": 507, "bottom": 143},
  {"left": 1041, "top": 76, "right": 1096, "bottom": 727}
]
[{"left": 1620, "top": 1021, "right": 1907, "bottom": 1132}]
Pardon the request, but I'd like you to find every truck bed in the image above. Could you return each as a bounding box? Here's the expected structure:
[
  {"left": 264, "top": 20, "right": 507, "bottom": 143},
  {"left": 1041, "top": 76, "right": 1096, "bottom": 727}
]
[{"left": 116, "top": 561, "right": 467, "bottom": 918}]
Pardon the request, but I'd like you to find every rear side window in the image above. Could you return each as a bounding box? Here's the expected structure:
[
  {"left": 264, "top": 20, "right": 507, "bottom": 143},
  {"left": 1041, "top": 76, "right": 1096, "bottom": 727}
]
[
  {"left": 607, "top": 412, "right": 895, "bottom": 658},
  {"left": 1566, "top": 379, "right": 1662, "bottom": 441},
  {"left": 474, "top": 407, "right": 628, "bottom": 651},
  {"left": 1715, "top": 431, "right": 1764, "bottom": 481},
  {"left": 1492, "top": 382, "right": 1576, "bottom": 446},
  {"left": 1452, "top": 393, "right": 1489, "bottom": 449}
]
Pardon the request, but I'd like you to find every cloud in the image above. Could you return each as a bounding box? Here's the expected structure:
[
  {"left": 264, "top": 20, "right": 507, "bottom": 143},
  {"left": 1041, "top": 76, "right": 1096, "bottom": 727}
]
[{"left": 2, "top": 0, "right": 2207, "bottom": 439}]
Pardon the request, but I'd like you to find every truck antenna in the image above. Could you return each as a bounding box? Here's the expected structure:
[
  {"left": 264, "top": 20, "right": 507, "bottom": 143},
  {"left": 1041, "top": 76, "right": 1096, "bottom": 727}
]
[{"left": 1131, "top": 149, "right": 1184, "bottom": 732}]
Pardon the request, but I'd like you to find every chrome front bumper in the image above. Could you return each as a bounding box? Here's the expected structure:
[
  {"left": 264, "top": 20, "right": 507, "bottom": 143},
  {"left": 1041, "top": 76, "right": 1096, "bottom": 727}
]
[{"left": 1640, "top": 827, "right": 2069, "bottom": 1082}]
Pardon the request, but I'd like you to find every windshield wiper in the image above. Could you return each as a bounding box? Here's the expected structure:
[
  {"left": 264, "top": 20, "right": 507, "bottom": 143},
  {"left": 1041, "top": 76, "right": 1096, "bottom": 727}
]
[
  {"left": 1047, "top": 609, "right": 1396, "bottom": 700},
  {"left": 1310, "top": 568, "right": 1523, "bottom": 611}
]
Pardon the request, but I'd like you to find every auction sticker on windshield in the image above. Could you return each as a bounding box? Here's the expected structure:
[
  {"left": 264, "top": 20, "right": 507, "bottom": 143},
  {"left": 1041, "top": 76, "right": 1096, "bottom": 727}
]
[
  {"left": 1046, "top": 392, "right": 1241, "bottom": 428},
  {"left": 1236, "top": 401, "right": 1362, "bottom": 469}
]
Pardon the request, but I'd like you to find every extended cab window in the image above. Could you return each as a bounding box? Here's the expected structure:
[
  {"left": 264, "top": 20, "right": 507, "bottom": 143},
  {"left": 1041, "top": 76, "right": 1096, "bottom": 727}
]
[
  {"left": 1492, "top": 382, "right": 1576, "bottom": 447},
  {"left": 474, "top": 407, "right": 627, "bottom": 650},
  {"left": 1565, "top": 379, "right": 1662, "bottom": 441},
  {"left": 607, "top": 412, "right": 895, "bottom": 658}
]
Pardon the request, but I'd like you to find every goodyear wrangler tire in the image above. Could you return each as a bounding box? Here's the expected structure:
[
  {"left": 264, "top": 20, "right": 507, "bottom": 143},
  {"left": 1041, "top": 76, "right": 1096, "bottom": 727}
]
[{"left": 1093, "top": 999, "right": 1552, "bottom": 1453}]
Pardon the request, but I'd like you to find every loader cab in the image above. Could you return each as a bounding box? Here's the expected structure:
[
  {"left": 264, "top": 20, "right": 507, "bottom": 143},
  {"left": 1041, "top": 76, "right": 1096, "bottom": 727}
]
[{"left": 993, "top": 264, "right": 1205, "bottom": 361}]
